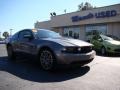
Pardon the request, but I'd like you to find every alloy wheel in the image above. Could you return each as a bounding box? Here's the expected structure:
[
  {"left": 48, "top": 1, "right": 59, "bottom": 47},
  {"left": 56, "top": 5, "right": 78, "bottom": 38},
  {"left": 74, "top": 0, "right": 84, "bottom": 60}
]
[
  {"left": 40, "top": 50, "right": 54, "bottom": 70},
  {"left": 7, "top": 46, "right": 13, "bottom": 59}
]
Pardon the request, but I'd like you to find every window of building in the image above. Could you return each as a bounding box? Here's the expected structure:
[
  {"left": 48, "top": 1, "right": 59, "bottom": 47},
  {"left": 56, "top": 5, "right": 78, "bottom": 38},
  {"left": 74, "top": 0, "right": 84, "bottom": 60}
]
[
  {"left": 85, "top": 24, "right": 107, "bottom": 41},
  {"left": 63, "top": 27, "right": 80, "bottom": 39}
]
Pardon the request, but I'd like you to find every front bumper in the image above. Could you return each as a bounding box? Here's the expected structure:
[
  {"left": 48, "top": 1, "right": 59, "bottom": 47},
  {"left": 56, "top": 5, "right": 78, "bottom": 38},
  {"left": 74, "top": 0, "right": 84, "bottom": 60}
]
[{"left": 56, "top": 50, "right": 96, "bottom": 65}]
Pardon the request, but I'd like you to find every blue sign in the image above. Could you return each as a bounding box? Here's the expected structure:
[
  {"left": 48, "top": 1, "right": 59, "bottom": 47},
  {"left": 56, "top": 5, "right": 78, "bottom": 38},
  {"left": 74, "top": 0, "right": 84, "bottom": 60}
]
[{"left": 71, "top": 10, "right": 117, "bottom": 22}]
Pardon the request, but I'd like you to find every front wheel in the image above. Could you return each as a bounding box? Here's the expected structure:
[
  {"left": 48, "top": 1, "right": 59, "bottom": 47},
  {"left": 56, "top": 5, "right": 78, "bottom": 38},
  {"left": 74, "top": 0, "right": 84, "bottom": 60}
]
[
  {"left": 7, "top": 46, "right": 16, "bottom": 60},
  {"left": 39, "top": 49, "right": 56, "bottom": 71}
]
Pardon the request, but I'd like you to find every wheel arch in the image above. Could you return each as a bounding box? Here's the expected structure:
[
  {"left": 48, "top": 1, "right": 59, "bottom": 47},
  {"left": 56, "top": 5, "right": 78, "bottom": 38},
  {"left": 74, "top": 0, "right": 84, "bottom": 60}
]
[{"left": 37, "top": 46, "right": 57, "bottom": 59}]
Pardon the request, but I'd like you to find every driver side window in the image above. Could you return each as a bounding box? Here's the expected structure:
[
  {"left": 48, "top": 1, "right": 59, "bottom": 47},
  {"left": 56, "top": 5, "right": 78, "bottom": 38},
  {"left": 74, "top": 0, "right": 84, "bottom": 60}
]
[{"left": 18, "top": 30, "right": 32, "bottom": 41}]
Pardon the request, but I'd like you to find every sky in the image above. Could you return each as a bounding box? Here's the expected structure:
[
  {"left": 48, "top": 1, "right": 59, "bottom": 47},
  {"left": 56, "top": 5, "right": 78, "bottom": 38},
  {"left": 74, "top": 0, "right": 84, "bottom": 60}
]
[{"left": 0, "top": 0, "right": 120, "bottom": 36}]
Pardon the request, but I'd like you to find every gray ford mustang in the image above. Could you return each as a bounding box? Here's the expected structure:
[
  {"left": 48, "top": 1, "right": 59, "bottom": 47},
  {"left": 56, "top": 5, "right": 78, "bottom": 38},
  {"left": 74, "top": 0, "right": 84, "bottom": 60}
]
[{"left": 6, "top": 29, "right": 95, "bottom": 70}]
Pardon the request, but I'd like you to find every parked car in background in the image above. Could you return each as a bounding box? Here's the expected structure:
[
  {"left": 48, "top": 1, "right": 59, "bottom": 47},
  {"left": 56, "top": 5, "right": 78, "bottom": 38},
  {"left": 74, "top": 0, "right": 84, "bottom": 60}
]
[
  {"left": 0, "top": 40, "right": 5, "bottom": 44},
  {"left": 6, "top": 29, "right": 95, "bottom": 70},
  {"left": 91, "top": 34, "right": 120, "bottom": 55},
  {"left": 0, "top": 38, "right": 5, "bottom": 44}
]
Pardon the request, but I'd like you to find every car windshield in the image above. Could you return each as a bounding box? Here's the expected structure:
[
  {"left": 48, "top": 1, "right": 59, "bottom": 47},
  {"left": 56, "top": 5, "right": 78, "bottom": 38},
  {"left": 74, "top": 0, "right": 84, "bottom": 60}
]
[
  {"left": 33, "top": 29, "right": 61, "bottom": 38},
  {"left": 100, "top": 35, "right": 113, "bottom": 40}
]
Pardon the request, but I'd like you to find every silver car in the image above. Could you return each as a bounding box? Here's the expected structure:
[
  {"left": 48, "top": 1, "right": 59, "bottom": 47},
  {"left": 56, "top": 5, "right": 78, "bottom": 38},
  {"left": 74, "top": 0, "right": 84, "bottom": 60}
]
[{"left": 6, "top": 29, "right": 95, "bottom": 70}]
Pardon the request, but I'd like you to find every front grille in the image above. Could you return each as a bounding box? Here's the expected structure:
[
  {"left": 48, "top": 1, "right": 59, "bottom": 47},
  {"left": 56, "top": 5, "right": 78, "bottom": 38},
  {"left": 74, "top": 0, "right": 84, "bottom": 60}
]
[
  {"left": 66, "top": 47, "right": 78, "bottom": 53},
  {"left": 81, "top": 46, "right": 92, "bottom": 53},
  {"left": 62, "top": 46, "right": 92, "bottom": 54},
  {"left": 114, "top": 49, "right": 120, "bottom": 52}
]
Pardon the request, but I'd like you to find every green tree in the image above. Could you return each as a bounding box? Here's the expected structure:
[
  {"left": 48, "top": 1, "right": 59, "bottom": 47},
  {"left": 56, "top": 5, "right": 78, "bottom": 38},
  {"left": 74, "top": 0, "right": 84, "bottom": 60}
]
[
  {"left": 3, "top": 31, "right": 9, "bottom": 39},
  {"left": 78, "top": 2, "right": 94, "bottom": 11},
  {"left": 78, "top": 2, "right": 84, "bottom": 11}
]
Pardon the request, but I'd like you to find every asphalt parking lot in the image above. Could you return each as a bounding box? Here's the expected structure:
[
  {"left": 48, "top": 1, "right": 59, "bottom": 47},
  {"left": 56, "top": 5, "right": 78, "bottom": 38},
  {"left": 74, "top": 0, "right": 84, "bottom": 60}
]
[{"left": 0, "top": 44, "right": 120, "bottom": 90}]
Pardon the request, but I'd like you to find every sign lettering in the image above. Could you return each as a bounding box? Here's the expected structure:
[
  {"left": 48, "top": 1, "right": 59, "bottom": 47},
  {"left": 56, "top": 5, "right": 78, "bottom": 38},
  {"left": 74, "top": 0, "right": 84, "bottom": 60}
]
[{"left": 71, "top": 10, "right": 117, "bottom": 22}]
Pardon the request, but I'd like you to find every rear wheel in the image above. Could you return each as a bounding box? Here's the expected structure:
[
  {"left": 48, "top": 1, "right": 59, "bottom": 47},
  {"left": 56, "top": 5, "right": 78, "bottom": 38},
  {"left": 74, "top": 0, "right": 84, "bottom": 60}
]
[
  {"left": 7, "top": 45, "right": 16, "bottom": 60},
  {"left": 39, "top": 49, "right": 56, "bottom": 71}
]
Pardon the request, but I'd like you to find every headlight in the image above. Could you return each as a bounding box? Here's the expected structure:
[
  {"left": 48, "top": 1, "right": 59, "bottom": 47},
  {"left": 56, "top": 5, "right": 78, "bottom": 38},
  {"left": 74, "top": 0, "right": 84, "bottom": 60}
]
[
  {"left": 62, "top": 48, "right": 67, "bottom": 51},
  {"left": 78, "top": 47, "right": 81, "bottom": 51}
]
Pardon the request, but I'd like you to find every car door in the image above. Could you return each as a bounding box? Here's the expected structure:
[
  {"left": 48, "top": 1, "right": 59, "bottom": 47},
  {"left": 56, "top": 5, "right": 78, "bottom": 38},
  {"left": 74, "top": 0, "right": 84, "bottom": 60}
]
[
  {"left": 91, "top": 35, "right": 103, "bottom": 50},
  {"left": 17, "top": 30, "right": 36, "bottom": 55}
]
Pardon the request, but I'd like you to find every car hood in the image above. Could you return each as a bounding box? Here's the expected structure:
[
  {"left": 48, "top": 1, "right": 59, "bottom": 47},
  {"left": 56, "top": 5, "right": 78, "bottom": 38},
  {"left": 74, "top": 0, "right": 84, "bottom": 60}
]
[
  {"left": 107, "top": 40, "right": 120, "bottom": 45},
  {"left": 44, "top": 37, "right": 93, "bottom": 47}
]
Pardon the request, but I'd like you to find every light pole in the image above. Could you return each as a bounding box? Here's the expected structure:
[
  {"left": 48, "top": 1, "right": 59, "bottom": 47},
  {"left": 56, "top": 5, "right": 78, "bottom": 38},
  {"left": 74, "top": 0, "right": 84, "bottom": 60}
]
[{"left": 10, "top": 29, "right": 12, "bottom": 36}]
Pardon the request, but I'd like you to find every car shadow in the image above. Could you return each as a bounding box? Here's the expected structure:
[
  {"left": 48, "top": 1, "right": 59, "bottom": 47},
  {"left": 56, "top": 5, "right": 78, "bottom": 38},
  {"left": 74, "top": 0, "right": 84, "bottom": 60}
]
[{"left": 0, "top": 56, "right": 90, "bottom": 83}]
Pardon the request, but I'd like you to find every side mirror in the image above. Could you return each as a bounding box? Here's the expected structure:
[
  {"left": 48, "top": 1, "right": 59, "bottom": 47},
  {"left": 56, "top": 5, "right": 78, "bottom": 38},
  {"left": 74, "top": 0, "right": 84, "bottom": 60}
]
[
  {"left": 23, "top": 34, "right": 33, "bottom": 40},
  {"left": 87, "top": 40, "right": 90, "bottom": 43},
  {"left": 98, "top": 38, "right": 103, "bottom": 42}
]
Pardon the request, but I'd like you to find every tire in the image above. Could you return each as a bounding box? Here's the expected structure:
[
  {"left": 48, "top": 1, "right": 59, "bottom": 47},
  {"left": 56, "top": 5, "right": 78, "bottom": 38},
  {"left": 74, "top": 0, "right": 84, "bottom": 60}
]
[
  {"left": 39, "top": 49, "right": 57, "bottom": 71},
  {"left": 7, "top": 45, "right": 16, "bottom": 60},
  {"left": 101, "top": 47, "right": 106, "bottom": 55}
]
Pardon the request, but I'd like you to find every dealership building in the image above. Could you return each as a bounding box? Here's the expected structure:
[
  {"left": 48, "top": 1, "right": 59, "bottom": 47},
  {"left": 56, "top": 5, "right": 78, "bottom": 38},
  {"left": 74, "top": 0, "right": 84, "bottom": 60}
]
[{"left": 35, "top": 4, "right": 120, "bottom": 41}]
